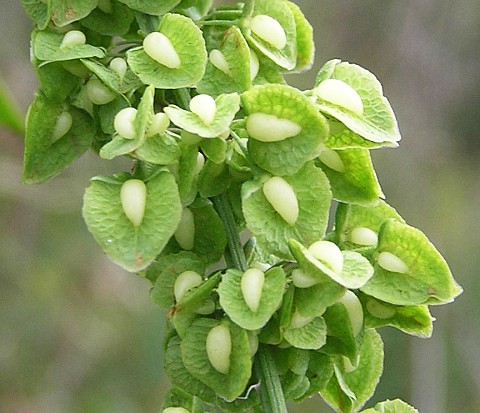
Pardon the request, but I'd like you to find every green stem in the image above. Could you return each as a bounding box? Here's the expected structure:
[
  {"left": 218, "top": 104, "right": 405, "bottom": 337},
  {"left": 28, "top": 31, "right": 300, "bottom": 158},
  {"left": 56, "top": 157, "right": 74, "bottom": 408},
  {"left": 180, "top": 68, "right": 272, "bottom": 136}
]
[
  {"left": 212, "top": 192, "right": 288, "bottom": 413},
  {"left": 197, "top": 20, "right": 238, "bottom": 27}
]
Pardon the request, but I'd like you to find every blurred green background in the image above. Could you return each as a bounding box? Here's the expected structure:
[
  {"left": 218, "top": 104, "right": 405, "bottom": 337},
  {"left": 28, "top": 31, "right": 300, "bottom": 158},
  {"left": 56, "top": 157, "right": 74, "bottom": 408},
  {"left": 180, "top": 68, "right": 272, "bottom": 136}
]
[{"left": 1, "top": 1, "right": 479, "bottom": 412}]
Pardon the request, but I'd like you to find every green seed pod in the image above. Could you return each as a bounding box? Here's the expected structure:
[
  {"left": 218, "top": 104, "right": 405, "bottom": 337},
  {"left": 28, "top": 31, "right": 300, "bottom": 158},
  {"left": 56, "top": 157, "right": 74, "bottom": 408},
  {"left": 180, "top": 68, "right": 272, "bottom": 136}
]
[
  {"left": 263, "top": 176, "right": 299, "bottom": 226},
  {"left": 174, "top": 270, "right": 203, "bottom": 302},
  {"left": 174, "top": 208, "right": 195, "bottom": 250},
  {"left": 114, "top": 107, "right": 137, "bottom": 140},
  {"left": 366, "top": 298, "right": 396, "bottom": 319},
  {"left": 349, "top": 227, "right": 378, "bottom": 246},
  {"left": 147, "top": 112, "right": 170, "bottom": 137},
  {"left": 143, "top": 32, "right": 181, "bottom": 69},
  {"left": 209, "top": 49, "right": 231, "bottom": 76},
  {"left": 313, "top": 78, "right": 364, "bottom": 116},
  {"left": 120, "top": 179, "right": 147, "bottom": 227},
  {"left": 85, "top": 78, "right": 116, "bottom": 105},
  {"left": 308, "top": 240, "right": 343, "bottom": 274},
  {"left": 52, "top": 111, "right": 73, "bottom": 142},
  {"left": 241, "top": 268, "right": 265, "bottom": 312},
  {"left": 206, "top": 324, "right": 232, "bottom": 374},
  {"left": 189, "top": 94, "right": 216, "bottom": 125},
  {"left": 377, "top": 251, "right": 409, "bottom": 273},
  {"left": 338, "top": 290, "right": 363, "bottom": 336},
  {"left": 251, "top": 15, "right": 287, "bottom": 50},
  {"left": 246, "top": 113, "right": 302, "bottom": 142},
  {"left": 162, "top": 408, "right": 191, "bottom": 413},
  {"left": 109, "top": 57, "right": 127, "bottom": 80},
  {"left": 59, "top": 30, "right": 86, "bottom": 49},
  {"left": 292, "top": 268, "right": 318, "bottom": 288},
  {"left": 318, "top": 148, "right": 346, "bottom": 173}
]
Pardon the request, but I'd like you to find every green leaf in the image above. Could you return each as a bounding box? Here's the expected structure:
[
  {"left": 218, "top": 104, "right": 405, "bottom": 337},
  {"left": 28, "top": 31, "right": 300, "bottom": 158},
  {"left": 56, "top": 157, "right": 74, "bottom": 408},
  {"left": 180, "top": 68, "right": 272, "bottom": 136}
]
[
  {"left": 23, "top": 93, "right": 93, "bottom": 183},
  {"left": 283, "top": 315, "right": 327, "bottom": 350},
  {"left": 81, "top": 1, "right": 134, "bottom": 36},
  {"left": 242, "top": 84, "right": 329, "bottom": 176},
  {"left": 359, "top": 293, "right": 433, "bottom": 338},
  {"left": 321, "top": 329, "right": 384, "bottom": 413},
  {"left": 127, "top": 13, "right": 207, "bottom": 89},
  {"left": 34, "top": 60, "right": 82, "bottom": 102},
  {"left": 22, "top": 0, "right": 51, "bottom": 30},
  {"left": 218, "top": 267, "right": 286, "bottom": 330},
  {"left": 335, "top": 200, "right": 405, "bottom": 249},
  {"left": 165, "top": 93, "right": 240, "bottom": 138},
  {"left": 200, "top": 138, "right": 227, "bottom": 164},
  {"left": 162, "top": 387, "right": 205, "bottom": 413},
  {"left": 281, "top": 371, "right": 310, "bottom": 401},
  {"left": 181, "top": 318, "right": 252, "bottom": 402},
  {"left": 294, "top": 283, "right": 345, "bottom": 319},
  {"left": 174, "top": 0, "right": 213, "bottom": 20},
  {"left": 289, "top": 240, "right": 374, "bottom": 290},
  {"left": 302, "top": 352, "right": 334, "bottom": 398},
  {"left": 50, "top": 0, "right": 97, "bottom": 26},
  {"left": 286, "top": 1, "right": 314, "bottom": 73},
  {"left": 242, "top": 0, "right": 297, "bottom": 70},
  {"left": 313, "top": 60, "right": 401, "bottom": 144},
  {"left": 82, "top": 170, "right": 182, "bottom": 272},
  {"left": 96, "top": 97, "right": 130, "bottom": 135},
  {"left": 316, "top": 148, "right": 383, "bottom": 206},
  {"left": 165, "top": 335, "right": 217, "bottom": 404},
  {"left": 148, "top": 251, "right": 205, "bottom": 309},
  {"left": 178, "top": 142, "right": 201, "bottom": 205},
  {"left": 361, "top": 399, "right": 419, "bottom": 413},
  {"left": 134, "top": 132, "right": 180, "bottom": 165},
  {"left": 32, "top": 30, "right": 105, "bottom": 63},
  {"left": 117, "top": 0, "right": 181, "bottom": 15},
  {"left": 361, "top": 220, "right": 463, "bottom": 305},
  {"left": 177, "top": 272, "right": 221, "bottom": 313},
  {"left": 198, "top": 160, "right": 231, "bottom": 198},
  {"left": 197, "top": 27, "right": 252, "bottom": 96},
  {"left": 242, "top": 161, "right": 331, "bottom": 260},
  {"left": 0, "top": 77, "right": 25, "bottom": 135}
]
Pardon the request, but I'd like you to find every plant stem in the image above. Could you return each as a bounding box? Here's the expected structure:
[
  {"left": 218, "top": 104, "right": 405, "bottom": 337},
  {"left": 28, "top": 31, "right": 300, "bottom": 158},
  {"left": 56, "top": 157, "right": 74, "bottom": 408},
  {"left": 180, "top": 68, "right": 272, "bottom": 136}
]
[{"left": 212, "top": 192, "right": 288, "bottom": 413}]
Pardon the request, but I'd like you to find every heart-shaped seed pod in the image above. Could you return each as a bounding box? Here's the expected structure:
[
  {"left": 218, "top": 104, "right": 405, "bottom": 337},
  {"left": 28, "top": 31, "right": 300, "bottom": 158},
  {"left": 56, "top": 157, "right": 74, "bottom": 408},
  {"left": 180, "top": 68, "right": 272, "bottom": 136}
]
[
  {"left": 209, "top": 49, "right": 231, "bottom": 76},
  {"left": 174, "top": 270, "right": 203, "bottom": 303},
  {"left": 59, "top": 30, "right": 86, "bottom": 49},
  {"left": 377, "top": 251, "right": 409, "bottom": 273},
  {"left": 120, "top": 179, "right": 147, "bottom": 227},
  {"left": 318, "top": 148, "right": 346, "bottom": 173},
  {"left": 308, "top": 240, "right": 344, "bottom": 274},
  {"left": 251, "top": 15, "right": 287, "bottom": 50},
  {"left": 241, "top": 268, "right": 265, "bottom": 312},
  {"left": 174, "top": 208, "right": 195, "bottom": 250},
  {"left": 143, "top": 32, "right": 181, "bottom": 69},
  {"left": 52, "top": 112, "right": 73, "bottom": 142},
  {"left": 114, "top": 107, "right": 137, "bottom": 140},
  {"left": 263, "top": 176, "right": 299, "bottom": 226},
  {"left": 246, "top": 113, "right": 302, "bottom": 142},
  {"left": 109, "top": 57, "right": 127, "bottom": 81},
  {"left": 349, "top": 227, "right": 378, "bottom": 246},
  {"left": 313, "top": 78, "right": 364, "bottom": 116},
  {"left": 338, "top": 290, "right": 363, "bottom": 336},
  {"left": 85, "top": 78, "right": 116, "bottom": 105},
  {"left": 189, "top": 94, "right": 217, "bottom": 125},
  {"left": 206, "top": 324, "right": 232, "bottom": 374}
]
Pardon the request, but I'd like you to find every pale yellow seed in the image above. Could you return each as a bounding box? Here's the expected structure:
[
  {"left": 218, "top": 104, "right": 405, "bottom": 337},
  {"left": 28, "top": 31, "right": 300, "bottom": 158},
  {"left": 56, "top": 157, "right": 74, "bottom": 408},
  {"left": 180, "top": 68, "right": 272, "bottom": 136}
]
[
  {"left": 318, "top": 148, "right": 346, "bottom": 173},
  {"left": 248, "top": 331, "right": 259, "bottom": 357},
  {"left": 313, "top": 78, "right": 364, "bottom": 116},
  {"left": 290, "top": 311, "right": 314, "bottom": 329},
  {"left": 174, "top": 208, "right": 195, "bottom": 250},
  {"left": 162, "top": 408, "right": 191, "bottom": 413},
  {"left": 249, "top": 49, "right": 260, "bottom": 81},
  {"left": 241, "top": 268, "right": 265, "bottom": 312},
  {"left": 114, "top": 107, "right": 137, "bottom": 140},
  {"left": 338, "top": 290, "right": 363, "bottom": 336},
  {"left": 291, "top": 268, "right": 318, "bottom": 288},
  {"left": 147, "top": 112, "right": 170, "bottom": 137},
  {"left": 174, "top": 270, "right": 203, "bottom": 302},
  {"left": 189, "top": 94, "right": 216, "bottom": 125},
  {"left": 85, "top": 78, "right": 116, "bottom": 105},
  {"left": 120, "top": 179, "right": 147, "bottom": 227},
  {"left": 60, "top": 30, "right": 86, "bottom": 49},
  {"left": 349, "top": 227, "right": 378, "bottom": 247},
  {"left": 194, "top": 152, "right": 205, "bottom": 175},
  {"left": 143, "top": 32, "right": 181, "bottom": 69},
  {"left": 251, "top": 15, "right": 287, "bottom": 50},
  {"left": 263, "top": 176, "right": 299, "bottom": 226},
  {"left": 246, "top": 113, "right": 301, "bottom": 142},
  {"left": 308, "top": 240, "right": 343, "bottom": 274},
  {"left": 209, "top": 49, "right": 231, "bottom": 76},
  {"left": 109, "top": 57, "right": 127, "bottom": 80},
  {"left": 206, "top": 324, "right": 232, "bottom": 374},
  {"left": 52, "top": 111, "right": 73, "bottom": 142},
  {"left": 377, "top": 251, "right": 409, "bottom": 273},
  {"left": 366, "top": 298, "right": 396, "bottom": 319}
]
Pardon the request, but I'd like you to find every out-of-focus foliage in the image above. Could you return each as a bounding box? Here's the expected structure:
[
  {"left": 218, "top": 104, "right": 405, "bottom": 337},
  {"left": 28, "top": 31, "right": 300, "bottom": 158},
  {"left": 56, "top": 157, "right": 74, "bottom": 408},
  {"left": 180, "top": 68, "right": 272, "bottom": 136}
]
[{"left": 1, "top": 1, "right": 478, "bottom": 413}]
